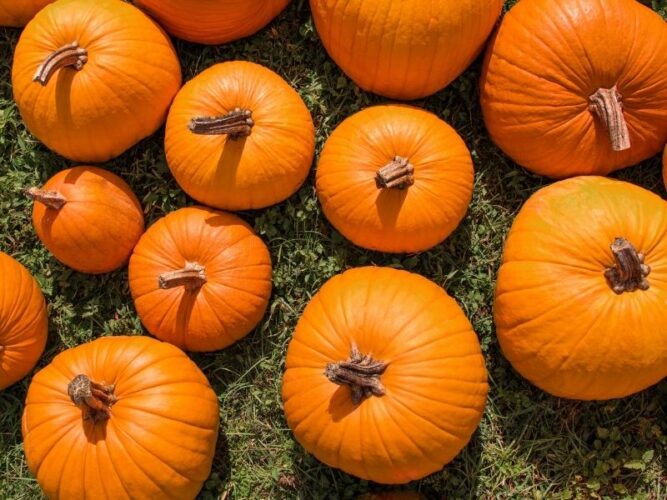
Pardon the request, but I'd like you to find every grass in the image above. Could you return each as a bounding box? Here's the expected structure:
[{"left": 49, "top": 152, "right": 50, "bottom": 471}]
[{"left": 0, "top": 1, "right": 666, "bottom": 498}]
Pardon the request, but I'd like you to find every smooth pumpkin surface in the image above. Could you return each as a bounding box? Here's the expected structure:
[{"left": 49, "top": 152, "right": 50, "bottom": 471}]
[
  {"left": 129, "top": 206, "right": 272, "bottom": 352},
  {"left": 22, "top": 336, "right": 219, "bottom": 499},
  {"left": 316, "top": 105, "right": 474, "bottom": 253},
  {"left": 29, "top": 166, "right": 144, "bottom": 274},
  {"left": 282, "top": 267, "right": 488, "bottom": 484},
  {"left": 12, "top": 0, "right": 182, "bottom": 162},
  {"left": 0, "top": 252, "right": 48, "bottom": 390},
  {"left": 495, "top": 177, "right": 667, "bottom": 400},
  {"left": 310, "top": 0, "right": 503, "bottom": 100},
  {"left": 481, "top": 0, "right": 667, "bottom": 178},
  {"left": 0, "top": 0, "right": 54, "bottom": 27}
]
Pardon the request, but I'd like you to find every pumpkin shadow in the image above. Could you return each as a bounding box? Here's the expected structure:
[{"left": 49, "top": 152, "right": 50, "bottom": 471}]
[
  {"left": 327, "top": 385, "right": 360, "bottom": 422},
  {"left": 81, "top": 415, "right": 108, "bottom": 444},
  {"left": 211, "top": 136, "right": 248, "bottom": 201},
  {"left": 375, "top": 189, "right": 408, "bottom": 230}
]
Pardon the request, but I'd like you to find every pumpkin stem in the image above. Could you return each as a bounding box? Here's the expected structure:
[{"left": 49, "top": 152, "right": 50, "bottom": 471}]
[
  {"left": 25, "top": 187, "right": 67, "bottom": 210},
  {"left": 325, "top": 344, "right": 387, "bottom": 404},
  {"left": 159, "top": 262, "right": 207, "bottom": 291},
  {"left": 604, "top": 238, "right": 650, "bottom": 294},
  {"left": 376, "top": 156, "right": 415, "bottom": 190},
  {"left": 33, "top": 42, "right": 88, "bottom": 86},
  {"left": 68, "top": 374, "right": 116, "bottom": 423},
  {"left": 589, "top": 86, "right": 631, "bottom": 152},
  {"left": 189, "top": 108, "right": 254, "bottom": 139}
]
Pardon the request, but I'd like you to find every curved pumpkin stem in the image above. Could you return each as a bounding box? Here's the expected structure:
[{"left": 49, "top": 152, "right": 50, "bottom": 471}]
[
  {"left": 604, "top": 238, "right": 650, "bottom": 294},
  {"left": 159, "top": 262, "right": 207, "bottom": 291},
  {"left": 68, "top": 374, "right": 116, "bottom": 423},
  {"left": 25, "top": 187, "right": 67, "bottom": 210},
  {"left": 325, "top": 344, "right": 387, "bottom": 404},
  {"left": 589, "top": 86, "right": 631, "bottom": 152},
  {"left": 189, "top": 108, "right": 254, "bottom": 139},
  {"left": 375, "top": 156, "right": 415, "bottom": 190},
  {"left": 33, "top": 42, "right": 88, "bottom": 86}
]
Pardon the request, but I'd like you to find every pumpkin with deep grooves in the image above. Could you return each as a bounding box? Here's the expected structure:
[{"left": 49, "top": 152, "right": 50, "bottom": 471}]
[{"left": 0, "top": 0, "right": 55, "bottom": 27}]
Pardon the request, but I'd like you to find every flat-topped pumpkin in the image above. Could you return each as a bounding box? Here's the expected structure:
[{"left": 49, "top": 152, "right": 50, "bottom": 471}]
[{"left": 0, "top": 0, "right": 55, "bottom": 27}]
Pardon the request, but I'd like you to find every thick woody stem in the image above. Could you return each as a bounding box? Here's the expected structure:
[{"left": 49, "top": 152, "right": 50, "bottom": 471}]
[
  {"left": 33, "top": 42, "right": 88, "bottom": 86},
  {"left": 158, "top": 262, "right": 207, "bottom": 291},
  {"left": 189, "top": 108, "right": 254, "bottom": 139},
  {"left": 375, "top": 156, "right": 415, "bottom": 190},
  {"left": 604, "top": 238, "right": 650, "bottom": 294},
  {"left": 325, "top": 344, "right": 387, "bottom": 404},
  {"left": 68, "top": 374, "right": 116, "bottom": 423},
  {"left": 25, "top": 187, "right": 67, "bottom": 210},
  {"left": 589, "top": 86, "right": 631, "bottom": 152}
]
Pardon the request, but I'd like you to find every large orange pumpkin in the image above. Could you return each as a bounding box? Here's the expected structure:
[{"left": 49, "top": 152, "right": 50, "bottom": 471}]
[
  {"left": 165, "top": 61, "right": 315, "bottom": 211},
  {"left": 22, "top": 336, "right": 219, "bottom": 499},
  {"left": 129, "top": 206, "right": 272, "bottom": 352},
  {"left": 310, "top": 0, "right": 503, "bottom": 100},
  {"left": 0, "top": 252, "right": 48, "bottom": 391},
  {"left": 495, "top": 176, "right": 667, "bottom": 400},
  {"left": 12, "top": 0, "right": 182, "bottom": 163},
  {"left": 282, "top": 267, "right": 488, "bottom": 484},
  {"left": 27, "top": 166, "right": 144, "bottom": 274},
  {"left": 316, "top": 105, "right": 474, "bottom": 253},
  {"left": 481, "top": 0, "right": 667, "bottom": 178},
  {"left": 0, "top": 0, "right": 54, "bottom": 27},
  {"left": 133, "top": 0, "right": 290, "bottom": 45}
]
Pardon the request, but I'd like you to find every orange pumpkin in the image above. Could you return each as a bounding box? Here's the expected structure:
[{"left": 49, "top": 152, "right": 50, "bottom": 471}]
[
  {"left": 129, "top": 206, "right": 272, "bottom": 352},
  {"left": 165, "top": 61, "right": 315, "bottom": 211},
  {"left": 495, "top": 177, "right": 667, "bottom": 400},
  {"left": 310, "top": 0, "right": 503, "bottom": 100},
  {"left": 133, "top": 0, "right": 290, "bottom": 45},
  {"left": 22, "top": 335, "right": 219, "bottom": 499},
  {"left": 316, "top": 105, "right": 474, "bottom": 253},
  {"left": 282, "top": 267, "right": 488, "bottom": 484},
  {"left": 0, "top": 252, "right": 48, "bottom": 391},
  {"left": 358, "top": 494, "right": 424, "bottom": 500},
  {"left": 481, "top": 0, "right": 667, "bottom": 178},
  {"left": 12, "top": 0, "right": 182, "bottom": 163},
  {"left": 0, "top": 0, "right": 54, "bottom": 27},
  {"left": 27, "top": 166, "right": 144, "bottom": 274}
]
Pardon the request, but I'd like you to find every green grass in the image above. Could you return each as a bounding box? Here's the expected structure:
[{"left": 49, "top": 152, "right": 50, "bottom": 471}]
[{"left": 1, "top": 1, "right": 666, "bottom": 498}]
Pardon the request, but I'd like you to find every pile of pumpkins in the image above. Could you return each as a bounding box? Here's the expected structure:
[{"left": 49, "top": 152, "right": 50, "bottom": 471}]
[{"left": 0, "top": 0, "right": 665, "bottom": 496}]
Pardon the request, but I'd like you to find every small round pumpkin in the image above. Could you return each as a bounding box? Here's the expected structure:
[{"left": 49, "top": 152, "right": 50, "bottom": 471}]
[
  {"left": 22, "top": 335, "right": 219, "bottom": 499},
  {"left": 481, "top": 0, "right": 667, "bottom": 178},
  {"left": 316, "top": 105, "right": 474, "bottom": 253},
  {"left": 12, "top": 0, "right": 182, "bottom": 162},
  {"left": 165, "top": 61, "right": 315, "bottom": 211},
  {"left": 495, "top": 176, "right": 667, "bottom": 400},
  {"left": 282, "top": 267, "right": 488, "bottom": 484},
  {"left": 0, "top": 252, "right": 48, "bottom": 391},
  {"left": 129, "top": 206, "right": 272, "bottom": 352},
  {"left": 0, "top": 0, "right": 54, "bottom": 27},
  {"left": 27, "top": 166, "right": 144, "bottom": 274}
]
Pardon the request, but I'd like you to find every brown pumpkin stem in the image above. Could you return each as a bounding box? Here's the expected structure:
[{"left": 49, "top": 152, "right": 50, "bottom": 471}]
[
  {"left": 604, "top": 238, "right": 650, "bottom": 294},
  {"left": 375, "top": 156, "right": 415, "bottom": 190},
  {"left": 68, "top": 374, "right": 116, "bottom": 423},
  {"left": 589, "top": 86, "right": 631, "bottom": 152},
  {"left": 33, "top": 42, "right": 88, "bottom": 86},
  {"left": 25, "top": 187, "right": 67, "bottom": 210},
  {"left": 325, "top": 344, "right": 387, "bottom": 405},
  {"left": 189, "top": 108, "right": 254, "bottom": 139},
  {"left": 159, "top": 262, "right": 207, "bottom": 291}
]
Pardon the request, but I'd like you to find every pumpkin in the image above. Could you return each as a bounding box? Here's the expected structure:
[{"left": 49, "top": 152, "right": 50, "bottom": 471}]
[
  {"left": 0, "top": 252, "right": 48, "bottom": 390},
  {"left": 480, "top": 0, "right": 667, "bottom": 178},
  {"left": 663, "top": 146, "right": 666, "bottom": 190},
  {"left": 316, "top": 105, "right": 474, "bottom": 253},
  {"left": 495, "top": 176, "right": 667, "bottom": 400},
  {"left": 310, "top": 0, "right": 503, "bottom": 100},
  {"left": 22, "top": 335, "right": 219, "bottom": 499},
  {"left": 282, "top": 267, "right": 488, "bottom": 484},
  {"left": 129, "top": 206, "right": 272, "bottom": 352},
  {"left": 133, "top": 0, "right": 290, "bottom": 45},
  {"left": 358, "top": 493, "right": 424, "bottom": 500},
  {"left": 27, "top": 166, "right": 145, "bottom": 274},
  {"left": 12, "top": 0, "right": 182, "bottom": 163},
  {"left": 0, "top": 0, "right": 55, "bottom": 27},
  {"left": 165, "top": 61, "right": 315, "bottom": 211}
]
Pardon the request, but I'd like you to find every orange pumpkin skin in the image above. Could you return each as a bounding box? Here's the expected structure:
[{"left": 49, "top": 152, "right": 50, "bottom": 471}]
[
  {"left": 317, "top": 105, "right": 474, "bottom": 253},
  {"left": 481, "top": 0, "right": 667, "bottom": 178},
  {"left": 310, "top": 0, "right": 503, "bottom": 100},
  {"left": 133, "top": 0, "right": 290, "bottom": 45},
  {"left": 22, "top": 336, "right": 219, "bottom": 499},
  {"left": 129, "top": 206, "right": 272, "bottom": 352},
  {"left": 0, "top": 252, "right": 48, "bottom": 391},
  {"left": 12, "top": 0, "right": 182, "bottom": 163},
  {"left": 165, "top": 61, "right": 315, "bottom": 211},
  {"left": 0, "top": 0, "right": 54, "bottom": 27},
  {"left": 495, "top": 177, "right": 667, "bottom": 400},
  {"left": 29, "top": 167, "right": 144, "bottom": 274},
  {"left": 282, "top": 267, "right": 488, "bottom": 484}
]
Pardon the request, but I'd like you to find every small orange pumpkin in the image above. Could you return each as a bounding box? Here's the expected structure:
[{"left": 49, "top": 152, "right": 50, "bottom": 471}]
[
  {"left": 12, "top": 0, "right": 182, "bottom": 162},
  {"left": 129, "top": 206, "right": 272, "bottom": 352},
  {"left": 22, "top": 335, "right": 219, "bottom": 499},
  {"left": 283, "top": 267, "right": 488, "bottom": 484},
  {"left": 0, "top": 252, "right": 48, "bottom": 390},
  {"left": 316, "top": 105, "right": 474, "bottom": 253},
  {"left": 165, "top": 61, "right": 315, "bottom": 211},
  {"left": 0, "top": 0, "right": 54, "bottom": 27},
  {"left": 27, "top": 166, "right": 144, "bottom": 274}
]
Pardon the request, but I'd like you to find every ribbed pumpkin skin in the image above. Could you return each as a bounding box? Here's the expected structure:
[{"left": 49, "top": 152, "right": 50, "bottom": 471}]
[
  {"left": 283, "top": 267, "right": 488, "bottom": 484},
  {"left": 129, "top": 206, "right": 272, "bottom": 352},
  {"left": 133, "top": 0, "right": 290, "bottom": 45},
  {"left": 0, "top": 0, "right": 54, "bottom": 27},
  {"left": 31, "top": 167, "right": 144, "bottom": 274},
  {"left": 481, "top": 0, "right": 667, "bottom": 178},
  {"left": 316, "top": 105, "right": 474, "bottom": 253},
  {"left": 310, "top": 0, "right": 503, "bottom": 100},
  {"left": 22, "top": 336, "right": 219, "bottom": 500},
  {"left": 0, "top": 252, "right": 48, "bottom": 390},
  {"left": 495, "top": 177, "right": 667, "bottom": 400},
  {"left": 12, "top": 0, "right": 182, "bottom": 162}
]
